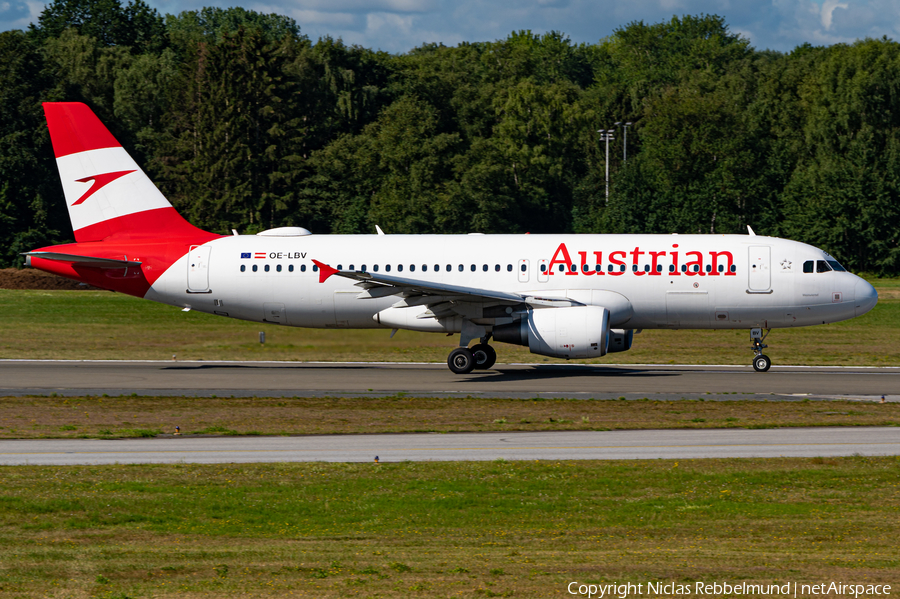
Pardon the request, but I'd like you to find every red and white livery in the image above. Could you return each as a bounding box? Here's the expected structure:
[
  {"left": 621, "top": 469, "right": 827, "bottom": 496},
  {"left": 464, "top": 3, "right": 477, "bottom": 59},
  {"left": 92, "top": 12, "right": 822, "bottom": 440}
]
[{"left": 25, "top": 102, "right": 879, "bottom": 373}]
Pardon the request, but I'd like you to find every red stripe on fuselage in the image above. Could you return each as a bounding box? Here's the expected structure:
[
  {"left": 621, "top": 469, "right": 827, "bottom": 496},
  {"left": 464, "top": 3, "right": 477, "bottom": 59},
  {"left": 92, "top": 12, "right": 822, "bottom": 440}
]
[{"left": 31, "top": 208, "right": 222, "bottom": 297}]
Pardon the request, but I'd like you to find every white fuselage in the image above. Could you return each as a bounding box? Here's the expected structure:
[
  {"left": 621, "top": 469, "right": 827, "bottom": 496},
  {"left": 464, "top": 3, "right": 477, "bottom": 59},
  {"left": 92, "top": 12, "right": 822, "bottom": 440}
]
[{"left": 145, "top": 234, "right": 878, "bottom": 333}]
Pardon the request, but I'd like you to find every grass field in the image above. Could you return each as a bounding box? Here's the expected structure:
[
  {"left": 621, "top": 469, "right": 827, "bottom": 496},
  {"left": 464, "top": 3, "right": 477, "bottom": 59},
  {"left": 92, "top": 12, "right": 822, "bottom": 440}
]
[
  {"left": 0, "top": 278, "right": 898, "bottom": 365},
  {"left": 1, "top": 458, "right": 898, "bottom": 598},
  {"left": 1, "top": 395, "right": 898, "bottom": 439},
  {"left": 2, "top": 285, "right": 899, "bottom": 598}
]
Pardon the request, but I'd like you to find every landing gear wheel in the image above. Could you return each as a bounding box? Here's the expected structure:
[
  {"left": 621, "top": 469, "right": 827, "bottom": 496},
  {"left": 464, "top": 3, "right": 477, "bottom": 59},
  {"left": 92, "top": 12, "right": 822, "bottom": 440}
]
[
  {"left": 471, "top": 344, "right": 497, "bottom": 370},
  {"left": 448, "top": 347, "right": 476, "bottom": 374},
  {"left": 753, "top": 354, "right": 772, "bottom": 372}
]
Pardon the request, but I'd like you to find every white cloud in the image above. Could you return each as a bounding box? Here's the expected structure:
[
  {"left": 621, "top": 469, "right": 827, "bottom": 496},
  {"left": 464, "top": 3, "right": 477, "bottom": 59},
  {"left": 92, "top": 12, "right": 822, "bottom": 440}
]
[
  {"left": 289, "top": 8, "right": 359, "bottom": 27},
  {"left": 290, "top": 0, "right": 436, "bottom": 13},
  {"left": 820, "top": 0, "right": 848, "bottom": 30},
  {"left": 365, "top": 12, "right": 414, "bottom": 36},
  {"left": 0, "top": 0, "right": 41, "bottom": 31}
]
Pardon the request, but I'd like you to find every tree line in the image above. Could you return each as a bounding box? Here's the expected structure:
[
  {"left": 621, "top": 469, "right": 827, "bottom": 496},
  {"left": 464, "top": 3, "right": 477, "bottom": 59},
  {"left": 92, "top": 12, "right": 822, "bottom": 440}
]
[{"left": 1, "top": 1, "right": 898, "bottom": 274}]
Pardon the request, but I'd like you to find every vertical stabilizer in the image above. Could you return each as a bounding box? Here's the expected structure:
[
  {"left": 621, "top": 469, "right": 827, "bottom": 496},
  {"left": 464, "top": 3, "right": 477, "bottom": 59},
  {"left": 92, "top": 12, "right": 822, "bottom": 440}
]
[{"left": 43, "top": 102, "right": 205, "bottom": 242}]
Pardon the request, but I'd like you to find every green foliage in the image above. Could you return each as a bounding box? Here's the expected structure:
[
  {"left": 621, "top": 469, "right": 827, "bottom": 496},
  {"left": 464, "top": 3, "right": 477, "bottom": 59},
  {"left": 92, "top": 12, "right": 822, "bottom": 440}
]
[
  {"left": 306, "top": 96, "right": 465, "bottom": 234},
  {"left": 1, "top": 7, "right": 898, "bottom": 273},
  {"left": 153, "top": 27, "right": 303, "bottom": 233},
  {"left": 31, "top": 0, "right": 166, "bottom": 54},
  {"left": 0, "top": 30, "right": 71, "bottom": 267},
  {"left": 165, "top": 6, "right": 301, "bottom": 49},
  {"left": 780, "top": 39, "right": 900, "bottom": 273}
]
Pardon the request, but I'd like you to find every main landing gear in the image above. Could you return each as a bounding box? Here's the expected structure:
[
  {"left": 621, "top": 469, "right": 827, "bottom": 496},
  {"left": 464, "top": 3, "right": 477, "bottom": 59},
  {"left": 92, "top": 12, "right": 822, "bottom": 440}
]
[
  {"left": 471, "top": 343, "right": 497, "bottom": 370},
  {"left": 750, "top": 328, "right": 771, "bottom": 372},
  {"left": 447, "top": 336, "right": 497, "bottom": 374}
]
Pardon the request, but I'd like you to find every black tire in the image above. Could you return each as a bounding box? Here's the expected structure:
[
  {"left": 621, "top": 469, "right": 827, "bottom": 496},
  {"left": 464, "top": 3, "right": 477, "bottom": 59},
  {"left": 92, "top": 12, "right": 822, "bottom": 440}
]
[
  {"left": 448, "top": 347, "right": 476, "bottom": 374},
  {"left": 753, "top": 354, "right": 772, "bottom": 372},
  {"left": 471, "top": 344, "right": 497, "bottom": 370}
]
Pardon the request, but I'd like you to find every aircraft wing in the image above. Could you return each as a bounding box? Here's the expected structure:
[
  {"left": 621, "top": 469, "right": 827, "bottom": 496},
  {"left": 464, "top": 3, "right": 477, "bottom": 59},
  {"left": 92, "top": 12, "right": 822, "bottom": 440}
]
[{"left": 312, "top": 259, "right": 577, "bottom": 310}]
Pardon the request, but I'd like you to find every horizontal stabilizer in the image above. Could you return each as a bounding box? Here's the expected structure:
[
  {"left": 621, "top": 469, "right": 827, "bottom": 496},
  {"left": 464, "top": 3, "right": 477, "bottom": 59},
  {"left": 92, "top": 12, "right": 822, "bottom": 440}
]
[{"left": 22, "top": 252, "right": 142, "bottom": 268}]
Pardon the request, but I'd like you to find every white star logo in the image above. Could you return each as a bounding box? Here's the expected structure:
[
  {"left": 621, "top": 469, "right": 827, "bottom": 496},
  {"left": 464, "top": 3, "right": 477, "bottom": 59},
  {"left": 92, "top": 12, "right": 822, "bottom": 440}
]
[{"left": 781, "top": 259, "right": 792, "bottom": 270}]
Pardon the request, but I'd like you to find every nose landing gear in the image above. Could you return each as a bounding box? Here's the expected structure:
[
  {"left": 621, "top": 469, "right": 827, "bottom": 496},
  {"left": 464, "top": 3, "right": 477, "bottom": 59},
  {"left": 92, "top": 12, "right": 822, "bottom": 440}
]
[{"left": 750, "top": 328, "right": 771, "bottom": 372}]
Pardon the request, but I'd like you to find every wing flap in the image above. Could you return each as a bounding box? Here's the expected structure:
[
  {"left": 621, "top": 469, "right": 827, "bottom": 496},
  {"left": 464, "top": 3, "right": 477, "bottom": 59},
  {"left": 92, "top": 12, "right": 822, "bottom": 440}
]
[{"left": 357, "top": 286, "right": 404, "bottom": 299}]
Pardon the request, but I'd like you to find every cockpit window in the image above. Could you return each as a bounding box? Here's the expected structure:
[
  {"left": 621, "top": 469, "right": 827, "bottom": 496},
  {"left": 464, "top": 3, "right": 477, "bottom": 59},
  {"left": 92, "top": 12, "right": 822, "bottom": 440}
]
[
  {"left": 816, "top": 260, "right": 832, "bottom": 273},
  {"left": 827, "top": 260, "right": 846, "bottom": 272},
  {"left": 803, "top": 260, "right": 814, "bottom": 273}
]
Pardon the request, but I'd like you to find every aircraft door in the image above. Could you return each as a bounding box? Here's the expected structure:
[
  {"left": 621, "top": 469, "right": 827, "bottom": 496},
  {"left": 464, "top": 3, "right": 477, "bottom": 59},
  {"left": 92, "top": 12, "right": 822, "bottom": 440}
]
[
  {"left": 187, "top": 245, "right": 211, "bottom": 293},
  {"left": 517, "top": 259, "right": 530, "bottom": 283},
  {"left": 748, "top": 246, "right": 771, "bottom": 291},
  {"left": 537, "top": 259, "right": 549, "bottom": 283}
]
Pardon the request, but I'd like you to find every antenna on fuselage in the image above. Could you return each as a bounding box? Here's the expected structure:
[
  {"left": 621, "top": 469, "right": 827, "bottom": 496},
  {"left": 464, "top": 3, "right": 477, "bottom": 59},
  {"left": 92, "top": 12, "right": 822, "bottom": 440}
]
[
  {"left": 375, "top": 225, "right": 385, "bottom": 235},
  {"left": 747, "top": 225, "right": 756, "bottom": 236}
]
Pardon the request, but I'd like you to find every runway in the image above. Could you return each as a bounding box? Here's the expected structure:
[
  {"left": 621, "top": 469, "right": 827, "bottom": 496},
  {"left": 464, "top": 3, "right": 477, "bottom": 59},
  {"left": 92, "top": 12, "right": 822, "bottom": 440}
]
[
  {"left": 0, "top": 359, "right": 897, "bottom": 401},
  {"left": 2, "top": 427, "right": 898, "bottom": 465},
  {"left": 3, "top": 361, "right": 896, "bottom": 465}
]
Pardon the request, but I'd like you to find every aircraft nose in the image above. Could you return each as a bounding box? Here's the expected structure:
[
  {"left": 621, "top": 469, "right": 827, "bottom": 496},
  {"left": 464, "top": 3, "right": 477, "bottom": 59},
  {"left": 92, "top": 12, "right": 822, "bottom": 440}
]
[{"left": 854, "top": 279, "right": 878, "bottom": 317}]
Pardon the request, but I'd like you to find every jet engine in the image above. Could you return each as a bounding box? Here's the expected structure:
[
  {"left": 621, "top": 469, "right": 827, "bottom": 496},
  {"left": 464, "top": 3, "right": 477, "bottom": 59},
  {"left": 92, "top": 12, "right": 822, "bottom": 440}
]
[{"left": 492, "top": 306, "right": 610, "bottom": 359}]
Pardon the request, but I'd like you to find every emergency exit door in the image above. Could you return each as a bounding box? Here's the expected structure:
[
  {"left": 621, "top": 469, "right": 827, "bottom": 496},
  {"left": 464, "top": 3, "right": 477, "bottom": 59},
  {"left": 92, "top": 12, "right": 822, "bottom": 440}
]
[{"left": 517, "top": 259, "right": 529, "bottom": 283}]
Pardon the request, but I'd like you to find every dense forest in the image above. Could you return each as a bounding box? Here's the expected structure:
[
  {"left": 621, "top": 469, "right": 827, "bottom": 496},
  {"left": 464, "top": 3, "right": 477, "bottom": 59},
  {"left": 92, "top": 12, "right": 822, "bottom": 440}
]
[{"left": 1, "top": 0, "right": 899, "bottom": 274}]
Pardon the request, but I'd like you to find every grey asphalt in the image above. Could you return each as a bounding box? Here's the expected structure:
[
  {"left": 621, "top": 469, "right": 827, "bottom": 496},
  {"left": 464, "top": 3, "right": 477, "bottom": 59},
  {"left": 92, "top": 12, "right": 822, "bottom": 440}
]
[
  {"left": 0, "top": 360, "right": 898, "bottom": 401},
  {"left": 2, "top": 427, "right": 898, "bottom": 465}
]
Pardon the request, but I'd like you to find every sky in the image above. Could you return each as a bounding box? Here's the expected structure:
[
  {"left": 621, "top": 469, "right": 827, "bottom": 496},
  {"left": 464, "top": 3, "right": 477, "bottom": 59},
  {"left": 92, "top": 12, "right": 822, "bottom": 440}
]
[{"left": 1, "top": 0, "right": 898, "bottom": 53}]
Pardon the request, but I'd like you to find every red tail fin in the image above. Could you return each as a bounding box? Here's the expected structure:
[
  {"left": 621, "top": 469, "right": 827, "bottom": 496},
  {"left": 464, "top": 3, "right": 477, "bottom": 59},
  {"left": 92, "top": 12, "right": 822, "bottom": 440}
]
[{"left": 43, "top": 102, "right": 210, "bottom": 242}]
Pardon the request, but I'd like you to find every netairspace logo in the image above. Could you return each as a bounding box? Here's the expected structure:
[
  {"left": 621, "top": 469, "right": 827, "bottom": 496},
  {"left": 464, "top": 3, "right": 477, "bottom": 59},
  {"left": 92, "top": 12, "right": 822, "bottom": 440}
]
[{"left": 567, "top": 581, "right": 892, "bottom": 598}]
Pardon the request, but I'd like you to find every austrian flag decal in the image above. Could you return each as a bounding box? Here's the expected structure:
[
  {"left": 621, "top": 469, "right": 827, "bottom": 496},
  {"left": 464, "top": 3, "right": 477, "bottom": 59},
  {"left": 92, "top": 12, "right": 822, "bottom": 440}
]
[{"left": 254, "top": 252, "right": 266, "bottom": 259}]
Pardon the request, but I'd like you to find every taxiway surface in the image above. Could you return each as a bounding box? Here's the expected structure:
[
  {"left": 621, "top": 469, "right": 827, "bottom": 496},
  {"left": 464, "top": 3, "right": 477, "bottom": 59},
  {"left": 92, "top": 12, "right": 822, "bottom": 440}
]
[
  {"left": 0, "top": 360, "right": 897, "bottom": 401},
  {"left": 2, "top": 427, "right": 898, "bottom": 465}
]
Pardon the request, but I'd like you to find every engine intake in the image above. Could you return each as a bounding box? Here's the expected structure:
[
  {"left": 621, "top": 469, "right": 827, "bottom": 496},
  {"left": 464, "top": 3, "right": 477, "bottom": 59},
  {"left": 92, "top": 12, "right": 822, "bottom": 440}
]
[{"left": 493, "top": 306, "right": 610, "bottom": 359}]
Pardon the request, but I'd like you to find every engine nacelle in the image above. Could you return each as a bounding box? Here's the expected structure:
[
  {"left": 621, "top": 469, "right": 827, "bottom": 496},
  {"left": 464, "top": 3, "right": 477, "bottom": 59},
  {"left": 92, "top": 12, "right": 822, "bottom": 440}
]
[
  {"left": 493, "top": 306, "right": 610, "bottom": 359},
  {"left": 607, "top": 329, "right": 634, "bottom": 353},
  {"left": 374, "top": 306, "right": 462, "bottom": 333}
]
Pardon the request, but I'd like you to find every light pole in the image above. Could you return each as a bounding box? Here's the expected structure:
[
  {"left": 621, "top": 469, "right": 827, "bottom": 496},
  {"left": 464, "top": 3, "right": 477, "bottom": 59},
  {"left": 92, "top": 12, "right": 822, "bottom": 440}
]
[
  {"left": 598, "top": 129, "right": 615, "bottom": 202},
  {"left": 614, "top": 121, "right": 632, "bottom": 161}
]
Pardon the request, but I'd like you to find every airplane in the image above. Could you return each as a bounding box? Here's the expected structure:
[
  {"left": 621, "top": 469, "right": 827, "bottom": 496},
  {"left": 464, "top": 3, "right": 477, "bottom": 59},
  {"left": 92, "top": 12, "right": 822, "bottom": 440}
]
[{"left": 23, "top": 102, "right": 879, "bottom": 374}]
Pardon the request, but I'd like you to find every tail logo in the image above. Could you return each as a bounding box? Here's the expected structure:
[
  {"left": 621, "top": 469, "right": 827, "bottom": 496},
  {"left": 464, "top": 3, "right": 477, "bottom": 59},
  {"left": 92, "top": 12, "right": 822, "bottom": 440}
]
[{"left": 72, "top": 170, "right": 136, "bottom": 206}]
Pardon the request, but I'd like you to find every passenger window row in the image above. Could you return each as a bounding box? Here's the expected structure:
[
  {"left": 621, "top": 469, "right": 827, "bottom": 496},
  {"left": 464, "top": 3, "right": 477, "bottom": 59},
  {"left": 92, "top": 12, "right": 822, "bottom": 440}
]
[
  {"left": 240, "top": 262, "right": 739, "bottom": 275},
  {"left": 540, "top": 263, "right": 737, "bottom": 273},
  {"left": 240, "top": 263, "right": 518, "bottom": 273},
  {"left": 356, "top": 264, "right": 516, "bottom": 273},
  {"left": 241, "top": 264, "right": 306, "bottom": 273}
]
